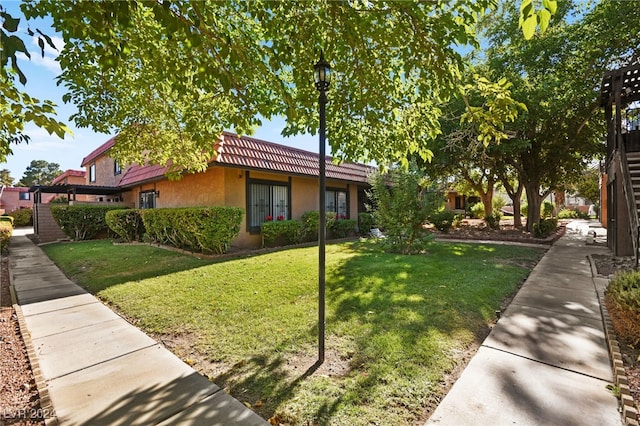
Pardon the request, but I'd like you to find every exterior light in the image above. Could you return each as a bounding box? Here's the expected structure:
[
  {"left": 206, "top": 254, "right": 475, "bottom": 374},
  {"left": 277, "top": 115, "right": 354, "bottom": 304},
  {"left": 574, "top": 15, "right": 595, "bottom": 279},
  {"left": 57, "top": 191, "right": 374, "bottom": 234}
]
[{"left": 314, "top": 51, "right": 331, "bottom": 92}]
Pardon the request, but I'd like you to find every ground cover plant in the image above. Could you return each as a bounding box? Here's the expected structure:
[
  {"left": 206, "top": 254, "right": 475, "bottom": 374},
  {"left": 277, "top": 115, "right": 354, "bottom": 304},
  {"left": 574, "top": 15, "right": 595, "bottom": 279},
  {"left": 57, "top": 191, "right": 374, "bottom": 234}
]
[{"left": 42, "top": 239, "right": 544, "bottom": 425}]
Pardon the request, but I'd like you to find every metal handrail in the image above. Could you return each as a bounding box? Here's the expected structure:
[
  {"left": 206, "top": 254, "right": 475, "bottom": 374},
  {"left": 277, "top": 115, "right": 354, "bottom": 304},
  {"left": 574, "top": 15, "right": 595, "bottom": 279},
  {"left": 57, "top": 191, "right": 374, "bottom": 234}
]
[{"left": 618, "top": 141, "right": 640, "bottom": 265}]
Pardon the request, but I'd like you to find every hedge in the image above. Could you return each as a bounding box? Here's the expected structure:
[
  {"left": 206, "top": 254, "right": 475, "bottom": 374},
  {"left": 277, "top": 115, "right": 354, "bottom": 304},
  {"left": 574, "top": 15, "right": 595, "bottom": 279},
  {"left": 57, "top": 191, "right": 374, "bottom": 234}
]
[
  {"left": 358, "top": 212, "right": 375, "bottom": 236},
  {"left": 0, "top": 222, "right": 12, "bottom": 254},
  {"left": 261, "top": 220, "right": 303, "bottom": 247},
  {"left": 330, "top": 218, "right": 357, "bottom": 239},
  {"left": 606, "top": 270, "right": 640, "bottom": 345},
  {"left": 0, "top": 215, "right": 15, "bottom": 226},
  {"left": 51, "top": 205, "right": 124, "bottom": 240},
  {"left": 105, "top": 209, "right": 144, "bottom": 242},
  {"left": 142, "top": 207, "right": 244, "bottom": 254},
  {"left": 8, "top": 208, "right": 32, "bottom": 226}
]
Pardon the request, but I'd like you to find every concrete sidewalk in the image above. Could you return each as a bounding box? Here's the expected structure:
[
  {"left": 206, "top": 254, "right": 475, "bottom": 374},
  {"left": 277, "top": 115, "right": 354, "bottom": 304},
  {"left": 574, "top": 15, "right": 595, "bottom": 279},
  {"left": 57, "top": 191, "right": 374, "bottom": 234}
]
[
  {"left": 9, "top": 232, "right": 267, "bottom": 426},
  {"left": 426, "top": 222, "right": 622, "bottom": 426}
]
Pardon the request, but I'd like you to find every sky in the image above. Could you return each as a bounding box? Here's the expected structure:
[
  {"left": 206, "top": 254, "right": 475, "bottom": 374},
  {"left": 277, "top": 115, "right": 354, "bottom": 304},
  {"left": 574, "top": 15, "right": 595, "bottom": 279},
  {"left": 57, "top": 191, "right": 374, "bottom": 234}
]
[{"left": 1, "top": 1, "right": 320, "bottom": 184}]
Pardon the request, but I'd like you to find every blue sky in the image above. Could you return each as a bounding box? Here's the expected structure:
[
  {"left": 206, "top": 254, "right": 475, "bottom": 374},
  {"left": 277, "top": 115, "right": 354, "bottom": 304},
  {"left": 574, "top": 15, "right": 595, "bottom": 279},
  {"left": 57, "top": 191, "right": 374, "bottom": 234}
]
[{"left": 1, "top": 1, "right": 319, "bottom": 183}]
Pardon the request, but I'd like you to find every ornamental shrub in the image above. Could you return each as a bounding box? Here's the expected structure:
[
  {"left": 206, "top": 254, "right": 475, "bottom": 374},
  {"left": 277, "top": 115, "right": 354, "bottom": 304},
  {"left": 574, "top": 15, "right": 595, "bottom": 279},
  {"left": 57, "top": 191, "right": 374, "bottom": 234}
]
[
  {"left": 533, "top": 218, "right": 557, "bottom": 238},
  {"left": 261, "top": 220, "right": 303, "bottom": 247},
  {"left": 142, "top": 207, "right": 243, "bottom": 254},
  {"left": 484, "top": 211, "right": 502, "bottom": 230},
  {"left": 358, "top": 212, "right": 375, "bottom": 236},
  {"left": 430, "top": 209, "right": 455, "bottom": 233},
  {"left": 606, "top": 270, "right": 640, "bottom": 345},
  {"left": 557, "top": 208, "right": 579, "bottom": 219},
  {"left": 51, "top": 205, "right": 123, "bottom": 240},
  {"left": 8, "top": 208, "right": 32, "bottom": 226},
  {"left": 105, "top": 209, "right": 144, "bottom": 242},
  {"left": 300, "top": 210, "right": 338, "bottom": 241},
  {"left": 452, "top": 214, "right": 465, "bottom": 228},
  {"left": 542, "top": 201, "right": 554, "bottom": 218},
  {"left": 0, "top": 215, "right": 14, "bottom": 226},
  {"left": 330, "top": 218, "right": 357, "bottom": 239},
  {"left": 469, "top": 202, "right": 485, "bottom": 219},
  {"left": 0, "top": 222, "right": 12, "bottom": 254}
]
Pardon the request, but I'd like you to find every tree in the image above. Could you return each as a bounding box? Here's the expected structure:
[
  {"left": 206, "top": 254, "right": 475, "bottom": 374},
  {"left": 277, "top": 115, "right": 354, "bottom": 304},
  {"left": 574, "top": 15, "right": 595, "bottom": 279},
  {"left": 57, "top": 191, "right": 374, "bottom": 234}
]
[
  {"left": 20, "top": 0, "right": 507, "bottom": 174},
  {"left": 0, "top": 5, "right": 71, "bottom": 162},
  {"left": 368, "top": 164, "right": 444, "bottom": 254},
  {"left": 0, "top": 169, "right": 14, "bottom": 186},
  {"left": 479, "top": 0, "right": 638, "bottom": 232},
  {"left": 18, "top": 160, "right": 62, "bottom": 186},
  {"left": 574, "top": 166, "right": 600, "bottom": 205}
]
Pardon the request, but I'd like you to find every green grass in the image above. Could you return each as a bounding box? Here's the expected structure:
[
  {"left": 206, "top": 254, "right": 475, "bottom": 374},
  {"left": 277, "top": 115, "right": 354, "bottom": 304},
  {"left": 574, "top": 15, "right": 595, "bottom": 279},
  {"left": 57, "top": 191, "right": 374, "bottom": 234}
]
[{"left": 41, "top": 239, "right": 544, "bottom": 425}]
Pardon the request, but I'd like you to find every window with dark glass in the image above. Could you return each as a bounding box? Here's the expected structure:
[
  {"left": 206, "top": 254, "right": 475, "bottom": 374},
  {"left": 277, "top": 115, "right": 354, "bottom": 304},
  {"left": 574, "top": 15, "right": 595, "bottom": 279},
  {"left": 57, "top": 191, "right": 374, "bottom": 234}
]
[
  {"left": 248, "top": 181, "right": 289, "bottom": 232},
  {"left": 140, "top": 191, "right": 156, "bottom": 209},
  {"left": 114, "top": 161, "right": 122, "bottom": 175},
  {"left": 89, "top": 163, "right": 96, "bottom": 182},
  {"left": 326, "top": 189, "right": 348, "bottom": 218},
  {"left": 19, "top": 192, "right": 30, "bottom": 201}
]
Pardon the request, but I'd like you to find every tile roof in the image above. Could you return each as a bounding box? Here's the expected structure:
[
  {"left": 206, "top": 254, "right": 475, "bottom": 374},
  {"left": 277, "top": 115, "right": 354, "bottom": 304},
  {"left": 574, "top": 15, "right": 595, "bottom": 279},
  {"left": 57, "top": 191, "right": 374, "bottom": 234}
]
[
  {"left": 81, "top": 136, "right": 116, "bottom": 167},
  {"left": 2, "top": 186, "right": 29, "bottom": 192},
  {"left": 51, "top": 169, "right": 86, "bottom": 185},
  {"left": 100, "top": 132, "right": 375, "bottom": 188}
]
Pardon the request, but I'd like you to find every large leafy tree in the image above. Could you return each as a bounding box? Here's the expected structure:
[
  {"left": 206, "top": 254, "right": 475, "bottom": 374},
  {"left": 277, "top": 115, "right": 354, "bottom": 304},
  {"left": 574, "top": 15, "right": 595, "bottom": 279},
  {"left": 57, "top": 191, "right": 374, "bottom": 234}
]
[
  {"left": 18, "top": 159, "right": 61, "bottom": 186},
  {"left": 480, "top": 0, "right": 639, "bottom": 232},
  {"left": 19, "top": 0, "right": 509, "bottom": 173},
  {"left": 0, "top": 168, "right": 14, "bottom": 186}
]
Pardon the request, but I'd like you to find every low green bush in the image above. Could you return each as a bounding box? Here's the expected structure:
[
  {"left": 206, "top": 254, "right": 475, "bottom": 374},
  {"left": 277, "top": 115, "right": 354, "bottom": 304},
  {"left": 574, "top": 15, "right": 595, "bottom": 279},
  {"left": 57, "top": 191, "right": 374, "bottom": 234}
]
[
  {"left": 262, "top": 220, "right": 303, "bottom": 247},
  {"left": 0, "top": 222, "right": 12, "bottom": 254},
  {"left": 300, "top": 210, "right": 338, "bottom": 241},
  {"left": 51, "top": 205, "right": 124, "bottom": 240},
  {"left": 0, "top": 215, "right": 15, "bottom": 226},
  {"left": 542, "top": 201, "right": 554, "bottom": 218},
  {"left": 105, "top": 209, "right": 144, "bottom": 242},
  {"left": 484, "top": 211, "right": 502, "bottom": 230},
  {"left": 358, "top": 212, "right": 375, "bottom": 236},
  {"left": 557, "top": 208, "right": 579, "bottom": 219},
  {"left": 452, "top": 214, "right": 465, "bottom": 228},
  {"left": 330, "top": 218, "right": 357, "bottom": 239},
  {"left": 606, "top": 270, "right": 640, "bottom": 345},
  {"left": 142, "top": 207, "right": 244, "bottom": 254},
  {"left": 430, "top": 209, "right": 455, "bottom": 233},
  {"left": 8, "top": 208, "right": 32, "bottom": 226},
  {"left": 533, "top": 218, "right": 558, "bottom": 238},
  {"left": 469, "top": 202, "right": 485, "bottom": 219}
]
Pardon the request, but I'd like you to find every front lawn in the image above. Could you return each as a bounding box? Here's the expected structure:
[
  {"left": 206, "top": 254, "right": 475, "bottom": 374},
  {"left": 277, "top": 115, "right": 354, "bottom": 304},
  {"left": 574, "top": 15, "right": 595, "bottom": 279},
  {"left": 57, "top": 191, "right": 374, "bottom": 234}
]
[{"left": 42, "top": 239, "right": 544, "bottom": 425}]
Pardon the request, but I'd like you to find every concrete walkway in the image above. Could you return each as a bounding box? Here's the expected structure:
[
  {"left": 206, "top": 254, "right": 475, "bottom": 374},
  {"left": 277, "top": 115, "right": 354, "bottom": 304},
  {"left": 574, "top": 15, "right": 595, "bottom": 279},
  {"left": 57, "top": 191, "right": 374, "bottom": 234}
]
[
  {"left": 8, "top": 230, "right": 267, "bottom": 426},
  {"left": 426, "top": 221, "right": 622, "bottom": 426}
]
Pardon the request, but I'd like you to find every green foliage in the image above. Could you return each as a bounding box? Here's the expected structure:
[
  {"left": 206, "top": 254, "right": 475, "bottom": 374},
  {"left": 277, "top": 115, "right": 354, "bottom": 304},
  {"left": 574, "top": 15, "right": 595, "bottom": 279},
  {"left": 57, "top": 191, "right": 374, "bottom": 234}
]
[
  {"left": 519, "top": 0, "right": 558, "bottom": 40},
  {"left": 18, "top": 160, "right": 62, "bottom": 186},
  {"left": 369, "top": 165, "right": 443, "bottom": 254},
  {"left": 261, "top": 220, "right": 303, "bottom": 248},
  {"left": 452, "top": 213, "right": 465, "bottom": 228},
  {"left": 492, "top": 195, "right": 507, "bottom": 212},
  {"left": 0, "top": 222, "right": 12, "bottom": 254},
  {"left": 430, "top": 209, "right": 456, "bottom": 233},
  {"left": 50, "top": 196, "right": 69, "bottom": 204},
  {"left": 557, "top": 208, "right": 579, "bottom": 219},
  {"left": 358, "top": 212, "right": 375, "bottom": 236},
  {"left": 300, "top": 210, "right": 320, "bottom": 242},
  {"left": 533, "top": 218, "right": 557, "bottom": 238},
  {"left": 0, "top": 169, "right": 14, "bottom": 186},
  {"left": 105, "top": 209, "right": 144, "bottom": 242},
  {"left": 574, "top": 166, "right": 600, "bottom": 204},
  {"left": 542, "top": 201, "right": 554, "bottom": 218},
  {"left": 0, "top": 215, "right": 15, "bottom": 226},
  {"left": 484, "top": 211, "right": 502, "bottom": 230},
  {"left": 470, "top": 202, "right": 485, "bottom": 219},
  {"left": 329, "top": 218, "right": 357, "bottom": 239},
  {"left": 521, "top": 203, "right": 528, "bottom": 218},
  {"left": 8, "top": 208, "right": 32, "bottom": 226},
  {"left": 606, "top": 270, "right": 640, "bottom": 345},
  {"left": 142, "top": 207, "right": 244, "bottom": 254},
  {"left": 51, "top": 205, "right": 123, "bottom": 240}
]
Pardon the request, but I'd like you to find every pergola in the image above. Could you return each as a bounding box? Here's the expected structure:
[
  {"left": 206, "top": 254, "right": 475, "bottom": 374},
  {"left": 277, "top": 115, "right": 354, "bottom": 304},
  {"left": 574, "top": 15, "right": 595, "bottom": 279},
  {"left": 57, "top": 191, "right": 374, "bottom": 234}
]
[{"left": 29, "top": 184, "right": 126, "bottom": 203}]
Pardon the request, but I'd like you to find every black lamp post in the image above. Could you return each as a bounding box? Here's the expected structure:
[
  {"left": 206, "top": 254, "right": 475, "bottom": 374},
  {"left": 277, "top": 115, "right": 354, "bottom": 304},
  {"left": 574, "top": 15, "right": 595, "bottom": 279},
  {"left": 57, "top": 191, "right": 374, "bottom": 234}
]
[{"left": 314, "top": 51, "right": 331, "bottom": 363}]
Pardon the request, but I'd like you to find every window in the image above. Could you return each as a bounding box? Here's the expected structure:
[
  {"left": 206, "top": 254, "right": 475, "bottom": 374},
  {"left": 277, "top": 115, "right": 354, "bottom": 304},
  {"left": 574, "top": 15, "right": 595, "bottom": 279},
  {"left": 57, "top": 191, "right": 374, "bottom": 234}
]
[
  {"left": 114, "top": 161, "right": 122, "bottom": 175},
  {"left": 247, "top": 181, "right": 290, "bottom": 232},
  {"left": 19, "top": 192, "right": 30, "bottom": 201},
  {"left": 326, "top": 189, "right": 348, "bottom": 218},
  {"left": 140, "top": 191, "right": 156, "bottom": 209},
  {"left": 89, "top": 163, "right": 96, "bottom": 183}
]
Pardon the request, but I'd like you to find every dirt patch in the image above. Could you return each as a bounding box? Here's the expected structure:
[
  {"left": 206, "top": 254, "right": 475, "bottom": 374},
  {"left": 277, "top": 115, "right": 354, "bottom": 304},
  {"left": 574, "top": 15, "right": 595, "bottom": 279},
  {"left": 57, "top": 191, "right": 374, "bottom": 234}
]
[
  {"left": 434, "top": 219, "right": 564, "bottom": 244},
  {"left": 0, "top": 255, "right": 45, "bottom": 426}
]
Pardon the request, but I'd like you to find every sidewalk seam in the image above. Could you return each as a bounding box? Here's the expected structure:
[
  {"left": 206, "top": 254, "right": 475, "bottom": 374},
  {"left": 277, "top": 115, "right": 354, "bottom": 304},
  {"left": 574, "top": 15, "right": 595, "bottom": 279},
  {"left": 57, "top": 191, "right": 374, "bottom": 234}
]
[
  {"left": 9, "top": 261, "right": 59, "bottom": 426},
  {"left": 588, "top": 254, "right": 640, "bottom": 426}
]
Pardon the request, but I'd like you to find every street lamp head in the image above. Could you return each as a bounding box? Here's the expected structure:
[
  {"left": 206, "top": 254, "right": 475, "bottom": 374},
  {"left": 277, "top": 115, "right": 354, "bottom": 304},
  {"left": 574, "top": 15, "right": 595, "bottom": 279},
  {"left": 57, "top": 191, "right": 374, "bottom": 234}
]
[{"left": 314, "top": 51, "right": 331, "bottom": 92}]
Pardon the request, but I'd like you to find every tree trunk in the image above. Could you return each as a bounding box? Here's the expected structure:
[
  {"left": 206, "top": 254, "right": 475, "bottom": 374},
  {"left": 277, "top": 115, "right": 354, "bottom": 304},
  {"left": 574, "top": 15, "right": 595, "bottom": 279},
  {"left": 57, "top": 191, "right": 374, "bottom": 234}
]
[
  {"left": 524, "top": 183, "right": 543, "bottom": 233},
  {"left": 511, "top": 184, "right": 524, "bottom": 229},
  {"left": 554, "top": 190, "right": 565, "bottom": 214},
  {"left": 482, "top": 190, "right": 494, "bottom": 217}
]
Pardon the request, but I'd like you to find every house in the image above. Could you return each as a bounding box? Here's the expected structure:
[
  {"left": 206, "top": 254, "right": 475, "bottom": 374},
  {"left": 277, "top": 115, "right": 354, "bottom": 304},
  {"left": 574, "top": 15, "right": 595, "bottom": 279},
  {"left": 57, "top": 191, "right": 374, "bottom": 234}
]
[
  {"left": 0, "top": 186, "right": 32, "bottom": 214},
  {"left": 34, "top": 132, "right": 375, "bottom": 247},
  {"left": 600, "top": 62, "right": 640, "bottom": 256}
]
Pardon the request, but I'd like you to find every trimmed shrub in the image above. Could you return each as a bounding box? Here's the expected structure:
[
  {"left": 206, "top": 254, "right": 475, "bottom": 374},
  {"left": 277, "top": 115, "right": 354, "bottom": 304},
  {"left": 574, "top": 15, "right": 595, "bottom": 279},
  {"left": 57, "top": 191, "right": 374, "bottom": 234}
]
[
  {"left": 300, "top": 210, "right": 338, "bottom": 241},
  {"left": 484, "top": 211, "right": 502, "bottom": 230},
  {"left": 358, "top": 212, "right": 375, "bottom": 236},
  {"left": 533, "top": 218, "right": 557, "bottom": 238},
  {"left": 606, "top": 270, "right": 640, "bottom": 345},
  {"left": 261, "top": 220, "right": 303, "bottom": 247},
  {"left": 469, "top": 202, "right": 485, "bottom": 219},
  {"left": 542, "top": 201, "right": 554, "bottom": 218},
  {"left": 8, "top": 208, "right": 32, "bottom": 226},
  {"left": 492, "top": 196, "right": 506, "bottom": 213},
  {"left": 0, "top": 222, "right": 12, "bottom": 254},
  {"left": 330, "top": 218, "right": 357, "bottom": 239},
  {"left": 430, "top": 209, "right": 456, "bottom": 233},
  {"left": 105, "top": 209, "right": 144, "bottom": 242},
  {"left": 51, "top": 205, "right": 123, "bottom": 240},
  {"left": 452, "top": 214, "right": 465, "bottom": 228},
  {"left": 0, "top": 215, "right": 15, "bottom": 226},
  {"left": 142, "top": 207, "right": 244, "bottom": 254},
  {"left": 557, "top": 208, "right": 579, "bottom": 219}
]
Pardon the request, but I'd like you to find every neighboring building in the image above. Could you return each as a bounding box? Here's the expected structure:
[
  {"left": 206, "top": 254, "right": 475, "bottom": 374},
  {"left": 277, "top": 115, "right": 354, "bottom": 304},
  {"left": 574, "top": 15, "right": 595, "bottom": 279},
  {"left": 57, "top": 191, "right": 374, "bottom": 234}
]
[
  {"left": 36, "top": 132, "right": 375, "bottom": 248},
  {"left": 0, "top": 186, "right": 32, "bottom": 214},
  {"left": 601, "top": 62, "right": 640, "bottom": 256}
]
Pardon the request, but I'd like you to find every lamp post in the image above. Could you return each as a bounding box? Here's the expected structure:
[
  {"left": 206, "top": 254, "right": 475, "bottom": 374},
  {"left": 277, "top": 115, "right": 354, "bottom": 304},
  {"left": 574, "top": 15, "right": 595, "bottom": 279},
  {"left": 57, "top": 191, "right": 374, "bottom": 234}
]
[{"left": 314, "top": 51, "right": 331, "bottom": 363}]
